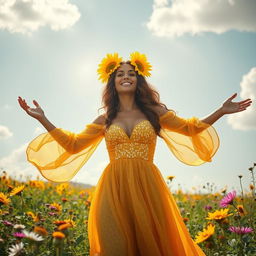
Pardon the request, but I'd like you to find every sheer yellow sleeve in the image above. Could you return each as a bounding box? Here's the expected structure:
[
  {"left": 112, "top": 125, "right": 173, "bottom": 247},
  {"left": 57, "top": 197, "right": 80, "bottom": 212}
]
[
  {"left": 159, "top": 111, "right": 220, "bottom": 166},
  {"left": 26, "top": 123, "right": 105, "bottom": 182}
]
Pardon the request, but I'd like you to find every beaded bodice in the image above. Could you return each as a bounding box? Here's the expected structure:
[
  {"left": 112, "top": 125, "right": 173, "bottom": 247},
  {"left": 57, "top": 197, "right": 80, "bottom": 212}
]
[{"left": 105, "top": 120, "right": 157, "bottom": 163}]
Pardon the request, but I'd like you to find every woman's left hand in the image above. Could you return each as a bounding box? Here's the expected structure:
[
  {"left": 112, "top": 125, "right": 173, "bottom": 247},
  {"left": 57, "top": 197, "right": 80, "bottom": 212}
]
[{"left": 221, "top": 93, "right": 252, "bottom": 115}]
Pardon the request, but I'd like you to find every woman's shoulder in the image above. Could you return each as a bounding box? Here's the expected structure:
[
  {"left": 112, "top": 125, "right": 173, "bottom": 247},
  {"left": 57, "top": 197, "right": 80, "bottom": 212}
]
[
  {"left": 92, "top": 113, "right": 107, "bottom": 125},
  {"left": 152, "top": 105, "right": 169, "bottom": 117}
]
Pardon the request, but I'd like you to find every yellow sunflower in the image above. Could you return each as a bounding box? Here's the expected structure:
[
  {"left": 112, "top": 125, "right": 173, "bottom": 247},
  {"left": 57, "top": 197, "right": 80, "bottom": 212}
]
[
  {"left": 0, "top": 192, "right": 10, "bottom": 205},
  {"left": 206, "top": 208, "right": 233, "bottom": 221},
  {"left": 130, "top": 51, "right": 152, "bottom": 77},
  {"left": 194, "top": 224, "right": 215, "bottom": 244},
  {"left": 9, "top": 185, "right": 25, "bottom": 196},
  {"left": 97, "top": 53, "right": 122, "bottom": 83}
]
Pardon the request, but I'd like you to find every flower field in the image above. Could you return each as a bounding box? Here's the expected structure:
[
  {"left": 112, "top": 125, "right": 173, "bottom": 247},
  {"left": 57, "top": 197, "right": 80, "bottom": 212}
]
[{"left": 0, "top": 163, "right": 255, "bottom": 256}]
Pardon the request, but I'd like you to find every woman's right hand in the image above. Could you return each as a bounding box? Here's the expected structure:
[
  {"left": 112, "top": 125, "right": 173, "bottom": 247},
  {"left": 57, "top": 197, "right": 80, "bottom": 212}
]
[{"left": 18, "top": 96, "right": 45, "bottom": 121}]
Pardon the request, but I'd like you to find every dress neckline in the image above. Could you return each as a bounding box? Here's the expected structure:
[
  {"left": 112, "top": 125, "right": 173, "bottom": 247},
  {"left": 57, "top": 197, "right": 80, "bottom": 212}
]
[{"left": 110, "top": 119, "right": 150, "bottom": 140}]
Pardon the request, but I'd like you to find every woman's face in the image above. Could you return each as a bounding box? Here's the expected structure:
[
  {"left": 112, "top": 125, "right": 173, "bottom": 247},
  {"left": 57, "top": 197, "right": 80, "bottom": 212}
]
[{"left": 114, "top": 63, "right": 137, "bottom": 95}]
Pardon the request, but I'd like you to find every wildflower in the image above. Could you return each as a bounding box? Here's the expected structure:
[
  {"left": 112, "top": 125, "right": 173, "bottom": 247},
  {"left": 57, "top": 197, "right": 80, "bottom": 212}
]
[
  {"left": 2, "top": 220, "right": 13, "bottom": 226},
  {"left": 183, "top": 217, "right": 189, "bottom": 223},
  {"left": 26, "top": 212, "right": 39, "bottom": 222},
  {"left": 13, "top": 232, "right": 26, "bottom": 238},
  {"left": 194, "top": 224, "right": 215, "bottom": 244},
  {"left": 206, "top": 208, "right": 233, "bottom": 221},
  {"left": 54, "top": 220, "right": 67, "bottom": 226},
  {"left": 166, "top": 176, "right": 175, "bottom": 181},
  {"left": 236, "top": 204, "right": 246, "bottom": 216},
  {"left": 221, "top": 187, "right": 227, "bottom": 194},
  {"left": 49, "top": 203, "right": 62, "bottom": 213},
  {"left": 22, "top": 230, "right": 44, "bottom": 241},
  {"left": 219, "top": 190, "right": 236, "bottom": 208},
  {"left": 48, "top": 212, "right": 57, "bottom": 216},
  {"left": 204, "top": 205, "right": 212, "bottom": 211},
  {"left": 8, "top": 242, "right": 24, "bottom": 256},
  {"left": 58, "top": 223, "right": 73, "bottom": 231},
  {"left": 61, "top": 197, "right": 68, "bottom": 202},
  {"left": 228, "top": 226, "right": 253, "bottom": 234},
  {"left": 14, "top": 224, "right": 25, "bottom": 230},
  {"left": 34, "top": 226, "right": 48, "bottom": 236},
  {"left": 9, "top": 185, "right": 25, "bottom": 196},
  {"left": 52, "top": 231, "right": 65, "bottom": 239},
  {"left": 29, "top": 180, "right": 45, "bottom": 190},
  {"left": 0, "top": 192, "right": 11, "bottom": 205}
]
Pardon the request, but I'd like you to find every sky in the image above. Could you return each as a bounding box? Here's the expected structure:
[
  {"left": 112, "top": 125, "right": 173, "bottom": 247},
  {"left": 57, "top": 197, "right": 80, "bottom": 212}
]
[{"left": 1, "top": 0, "right": 256, "bottom": 194}]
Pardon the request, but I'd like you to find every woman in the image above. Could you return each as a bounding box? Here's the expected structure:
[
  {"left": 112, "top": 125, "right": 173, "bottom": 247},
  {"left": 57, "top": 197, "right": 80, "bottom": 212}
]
[{"left": 18, "top": 52, "right": 252, "bottom": 256}]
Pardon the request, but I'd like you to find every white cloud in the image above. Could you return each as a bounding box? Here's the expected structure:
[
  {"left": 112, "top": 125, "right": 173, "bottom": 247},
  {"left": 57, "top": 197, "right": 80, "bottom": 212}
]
[
  {"left": 0, "top": 142, "right": 39, "bottom": 182},
  {"left": 147, "top": 0, "right": 256, "bottom": 37},
  {"left": 227, "top": 67, "right": 256, "bottom": 130},
  {"left": 0, "top": 125, "right": 13, "bottom": 139},
  {"left": 0, "top": 0, "right": 81, "bottom": 35}
]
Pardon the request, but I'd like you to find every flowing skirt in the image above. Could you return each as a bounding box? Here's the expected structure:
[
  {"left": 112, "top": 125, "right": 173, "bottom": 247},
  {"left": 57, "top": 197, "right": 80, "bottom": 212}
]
[{"left": 88, "top": 158, "right": 205, "bottom": 256}]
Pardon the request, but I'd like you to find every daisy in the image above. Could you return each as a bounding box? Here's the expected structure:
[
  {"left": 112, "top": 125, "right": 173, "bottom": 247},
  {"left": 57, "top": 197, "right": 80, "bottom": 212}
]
[
  {"left": 22, "top": 230, "right": 44, "bottom": 242},
  {"left": 8, "top": 242, "right": 24, "bottom": 256}
]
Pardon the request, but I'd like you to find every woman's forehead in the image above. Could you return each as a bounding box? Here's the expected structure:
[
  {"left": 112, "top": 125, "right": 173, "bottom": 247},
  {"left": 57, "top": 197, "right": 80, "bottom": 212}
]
[{"left": 117, "top": 63, "right": 135, "bottom": 72}]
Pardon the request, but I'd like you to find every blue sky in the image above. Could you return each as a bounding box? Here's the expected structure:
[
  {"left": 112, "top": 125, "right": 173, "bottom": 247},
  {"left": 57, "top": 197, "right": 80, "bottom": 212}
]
[{"left": 1, "top": 0, "right": 256, "bottom": 193}]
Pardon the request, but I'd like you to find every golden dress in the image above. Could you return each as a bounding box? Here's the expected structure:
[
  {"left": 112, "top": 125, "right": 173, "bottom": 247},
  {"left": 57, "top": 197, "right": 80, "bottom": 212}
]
[{"left": 26, "top": 111, "right": 219, "bottom": 256}]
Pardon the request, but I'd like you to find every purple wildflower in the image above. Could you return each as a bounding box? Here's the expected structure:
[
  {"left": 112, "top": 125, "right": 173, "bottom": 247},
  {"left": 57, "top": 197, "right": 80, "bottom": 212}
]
[
  {"left": 204, "top": 205, "right": 212, "bottom": 211},
  {"left": 229, "top": 226, "right": 254, "bottom": 234},
  {"left": 13, "top": 232, "right": 26, "bottom": 238},
  {"left": 220, "top": 190, "right": 236, "bottom": 208},
  {"left": 2, "top": 220, "right": 13, "bottom": 226},
  {"left": 48, "top": 212, "right": 57, "bottom": 216}
]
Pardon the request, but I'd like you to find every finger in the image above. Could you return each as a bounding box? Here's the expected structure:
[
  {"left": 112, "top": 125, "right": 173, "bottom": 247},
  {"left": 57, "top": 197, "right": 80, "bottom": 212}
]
[
  {"left": 33, "top": 100, "right": 40, "bottom": 108},
  {"left": 239, "top": 99, "right": 252, "bottom": 104},
  {"left": 240, "top": 102, "right": 252, "bottom": 108},
  {"left": 228, "top": 93, "right": 237, "bottom": 101}
]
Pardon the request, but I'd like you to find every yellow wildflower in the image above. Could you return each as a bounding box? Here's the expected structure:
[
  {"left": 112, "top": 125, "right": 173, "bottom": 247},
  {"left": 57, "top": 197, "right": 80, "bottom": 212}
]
[
  {"left": 194, "top": 224, "right": 215, "bottom": 244},
  {"left": 9, "top": 185, "right": 25, "bottom": 196},
  {"left": 206, "top": 208, "right": 233, "bottom": 221},
  {"left": 0, "top": 193, "right": 10, "bottom": 205}
]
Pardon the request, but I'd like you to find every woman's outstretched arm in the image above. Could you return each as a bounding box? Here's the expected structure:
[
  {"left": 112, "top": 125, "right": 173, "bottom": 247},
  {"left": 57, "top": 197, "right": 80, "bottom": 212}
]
[
  {"left": 200, "top": 93, "right": 252, "bottom": 125},
  {"left": 18, "top": 96, "right": 56, "bottom": 132}
]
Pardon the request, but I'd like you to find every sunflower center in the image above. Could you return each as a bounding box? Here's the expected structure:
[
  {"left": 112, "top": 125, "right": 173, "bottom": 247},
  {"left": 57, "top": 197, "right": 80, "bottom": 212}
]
[
  {"left": 106, "top": 62, "right": 117, "bottom": 73},
  {"left": 135, "top": 61, "right": 144, "bottom": 71}
]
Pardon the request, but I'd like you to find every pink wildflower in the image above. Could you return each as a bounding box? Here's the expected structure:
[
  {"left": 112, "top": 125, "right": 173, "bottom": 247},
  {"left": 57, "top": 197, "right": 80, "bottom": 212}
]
[
  {"left": 2, "top": 220, "right": 13, "bottom": 226},
  {"left": 13, "top": 232, "right": 26, "bottom": 238},
  {"left": 220, "top": 190, "right": 236, "bottom": 208},
  {"left": 48, "top": 212, "right": 57, "bottom": 216},
  {"left": 228, "top": 226, "right": 253, "bottom": 234}
]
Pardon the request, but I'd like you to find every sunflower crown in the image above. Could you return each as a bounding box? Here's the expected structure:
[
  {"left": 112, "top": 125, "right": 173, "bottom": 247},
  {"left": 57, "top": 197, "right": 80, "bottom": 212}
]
[{"left": 97, "top": 51, "right": 152, "bottom": 83}]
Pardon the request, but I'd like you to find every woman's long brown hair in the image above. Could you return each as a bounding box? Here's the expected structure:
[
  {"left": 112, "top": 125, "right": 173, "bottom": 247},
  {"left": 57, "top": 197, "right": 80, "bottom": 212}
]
[{"left": 98, "top": 62, "right": 171, "bottom": 137}]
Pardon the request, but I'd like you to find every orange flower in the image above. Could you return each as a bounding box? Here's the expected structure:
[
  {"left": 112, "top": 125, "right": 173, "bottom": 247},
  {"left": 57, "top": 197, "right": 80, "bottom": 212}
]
[
  {"left": 52, "top": 231, "right": 65, "bottom": 239},
  {"left": 58, "top": 223, "right": 73, "bottom": 231},
  {"left": 29, "top": 180, "right": 45, "bottom": 190},
  {"left": 236, "top": 204, "right": 247, "bottom": 216},
  {"left": 34, "top": 226, "right": 48, "bottom": 236},
  {"left": 183, "top": 217, "right": 189, "bottom": 223}
]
